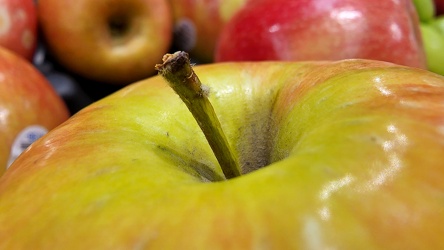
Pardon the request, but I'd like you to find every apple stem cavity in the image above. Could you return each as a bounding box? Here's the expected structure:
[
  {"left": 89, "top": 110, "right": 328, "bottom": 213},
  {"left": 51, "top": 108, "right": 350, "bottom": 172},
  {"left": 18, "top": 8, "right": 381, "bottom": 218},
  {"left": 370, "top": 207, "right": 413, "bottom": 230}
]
[
  {"left": 155, "top": 51, "right": 241, "bottom": 180},
  {"left": 108, "top": 15, "right": 130, "bottom": 37}
]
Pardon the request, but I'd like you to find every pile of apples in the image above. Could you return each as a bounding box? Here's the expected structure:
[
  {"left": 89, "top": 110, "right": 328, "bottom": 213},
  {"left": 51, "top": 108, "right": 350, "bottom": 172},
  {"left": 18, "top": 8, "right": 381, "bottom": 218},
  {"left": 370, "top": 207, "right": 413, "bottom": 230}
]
[
  {"left": 30, "top": 0, "right": 444, "bottom": 107},
  {"left": 1, "top": 0, "right": 444, "bottom": 249},
  {"left": 8, "top": 0, "right": 442, "bottom": 90},
  {"left": 0, "top": 0, "right": 69, "bottom": 175},
  {"left": 36, "top": 0, "right": 431, "bottom": 83}
]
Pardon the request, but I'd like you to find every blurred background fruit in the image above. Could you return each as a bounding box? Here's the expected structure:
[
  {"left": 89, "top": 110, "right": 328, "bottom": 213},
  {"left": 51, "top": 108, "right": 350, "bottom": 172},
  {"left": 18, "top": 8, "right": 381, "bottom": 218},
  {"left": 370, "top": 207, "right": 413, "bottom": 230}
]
[
  {"left": 169, "top": 0, "right": 250, "bottom": 63},
  {"left": 215, "top": 0, "right": 427, "bottom": 70},
  {"left": 413, "top": 0, "right": 444, "bottom": 75},
  {"left": 434, "top": 0, "right": 444, "bottom": 15},
  {"left": 37, "top": 0, "right": 173, "bottom": 85},
  {"left": 0, "top": 0, "right": 38, "bottom": 61},
  {"left": 414, "top": 0, "right": 435, "bottom": 22},
  {"left": 0, "top": 46, "right": 69, "bottom": 175},
  {"left": 419, "top": 24, "right": 444, "bottom": 75}
]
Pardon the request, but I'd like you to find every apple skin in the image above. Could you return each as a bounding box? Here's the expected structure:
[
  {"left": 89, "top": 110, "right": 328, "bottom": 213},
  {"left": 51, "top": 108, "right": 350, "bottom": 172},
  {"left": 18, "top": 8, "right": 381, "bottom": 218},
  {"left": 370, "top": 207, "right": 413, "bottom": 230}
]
[
  {"left": 433, "top": 15, "right": 444, "bottom": 34},
  {"left": 412, "top": 0, "right": 444, "bottom": 76},
  {"left": 0, "top": 46, "right": 69, "bottom": 175},
  {"left": 215, "top": 0, "right": 427, "bottom": 69},
  {"left": 413, "top": 0, "right": 435, "bottom": 22},
  {"left": 419, "top": 24, "right": 444, "bottom": 75},
  {"left": 38, "top": 0, "right": 173, "bottom": 85},
  {"left": 435, "top": 0, "right": 444, "bottom": 15},
  {"left": 0, "top": 0, "right": 38, "bottom": 61},
  {"left": 169, "top": 0, "right": 249, "bottom": 63},
  {"left": 1, "top": 59, "right": 444, "bottom": 248}
]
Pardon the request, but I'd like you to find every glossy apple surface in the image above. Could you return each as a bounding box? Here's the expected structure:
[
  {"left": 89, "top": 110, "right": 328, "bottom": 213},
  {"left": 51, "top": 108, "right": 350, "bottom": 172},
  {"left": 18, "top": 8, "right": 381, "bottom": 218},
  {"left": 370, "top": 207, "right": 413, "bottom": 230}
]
[
  {"left": 169, "top": 0, "right": 249, "bottom": 63},
  {"left": 0, "top": 46, "right": 69, "bottom": 175},
  {"left": 0, "top": 0, "right": 37, "bottom": 60},
  {"left": 1, "top": 59, "right": 444, "bottom": 248},
  {"left": 216, "top": 0, "right": 427, "bottom": 69},
  {"left": 38, "top": 0, "right": 173, "bottom": 85}
]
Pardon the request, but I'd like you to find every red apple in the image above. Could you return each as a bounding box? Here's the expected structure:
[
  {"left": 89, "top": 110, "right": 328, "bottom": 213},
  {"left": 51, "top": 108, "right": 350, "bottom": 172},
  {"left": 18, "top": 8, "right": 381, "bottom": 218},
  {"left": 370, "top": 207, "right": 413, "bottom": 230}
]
[
  {"left": 38, "top": 0, "right": 173, "bottom": 85},
  {"left": 0, "top": 0, "right": 38, "bottom": 61},
  {"left": 215, "top": 0, "right": 427, "bottom": 69},
  {"left": 0, "top": 53, "right": 444, "bottom": 248},
  {"left": 0, "top": 46, "right": 69, "bottom": 175},
  {"left": 435, "top": 0, "right": 444, "bottom": 15},
  {"left": 169, "top": 0, "right": 250, "bottom": 63}
]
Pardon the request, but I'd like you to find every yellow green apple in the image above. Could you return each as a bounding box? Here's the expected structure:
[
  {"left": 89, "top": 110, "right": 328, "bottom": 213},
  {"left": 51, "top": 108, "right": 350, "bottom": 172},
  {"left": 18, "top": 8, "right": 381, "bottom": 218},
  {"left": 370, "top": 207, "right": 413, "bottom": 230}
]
[
  {"left": 413, "top": 0, "right": 444, "bottom": 75},
  {"left": 0, "top": 46, "right": 69, "bottom": 175},
  {"left": 433, "top": 15, "right": 444, "bottom": 33},
  {"left": 419, "top": 24, "right": 444, "bottom": 75},
  {"left": 37, "top": 0, "right": 173, "bottom": 85},
  {"left": 413, "top": 0, "right": 436, "bottom": 22},
  {"left": 1, "top": 53, "right": 444, "bottom": 248}
]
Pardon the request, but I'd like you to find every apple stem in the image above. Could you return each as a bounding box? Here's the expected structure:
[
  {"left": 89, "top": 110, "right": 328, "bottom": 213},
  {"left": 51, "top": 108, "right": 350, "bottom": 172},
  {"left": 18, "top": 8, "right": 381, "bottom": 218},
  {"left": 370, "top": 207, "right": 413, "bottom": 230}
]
[{"left": 155, "top": 51, "right": 241, "bottom": 180}]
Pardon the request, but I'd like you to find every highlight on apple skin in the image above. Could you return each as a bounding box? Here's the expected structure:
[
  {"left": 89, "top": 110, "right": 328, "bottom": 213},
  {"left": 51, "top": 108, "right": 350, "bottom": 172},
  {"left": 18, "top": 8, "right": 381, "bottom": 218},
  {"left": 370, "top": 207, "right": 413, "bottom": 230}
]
[{"left": 0, "top": 55, "right": 444, "bottom": 248}]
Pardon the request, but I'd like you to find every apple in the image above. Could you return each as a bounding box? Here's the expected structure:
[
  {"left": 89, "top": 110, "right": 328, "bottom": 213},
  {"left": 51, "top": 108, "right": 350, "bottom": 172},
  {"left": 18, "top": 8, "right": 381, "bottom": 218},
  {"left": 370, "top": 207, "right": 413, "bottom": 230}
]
[
  {"left": 412, "top": 0, "right": 444, "bottom": 75},
  {"left": 435, "top": 0, "right": 444, "bottom": 15},
  {"left": 419, "top": 24, "right": 444, "bottom": 75},
  {"left": 37, "top": 0, "right": 173, "bottom": 85},
  {"left": 0, "top": 0, "right": 38, "bottom": 61},
  {"left": 215, "top": 0, "right": 427, "bottom": 69},
  {"left": 1, "top": 52, "right": 444, "bottom": 248},
  {"left": 433, "top": 15, "right": 444, "bottom": 33},
  {"left": 169, "top": 0, "right": 250, "bottom": 63},
  {"left": 413, "top": 0, "right": 435, "bottom": 22},
  {"left": 0, "top": 46, "right": 69, "bottom": 175}
]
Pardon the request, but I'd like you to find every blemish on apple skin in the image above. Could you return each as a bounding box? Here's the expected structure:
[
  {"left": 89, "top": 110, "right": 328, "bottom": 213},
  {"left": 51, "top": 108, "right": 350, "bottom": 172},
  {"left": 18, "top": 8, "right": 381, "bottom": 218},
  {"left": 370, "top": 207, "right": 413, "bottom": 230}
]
[
  {"left": 15, "top": 9, "right": 26, "bottom": 21},
  {"left": 21, "top": 29, "right": 34, "bottom": 49}
]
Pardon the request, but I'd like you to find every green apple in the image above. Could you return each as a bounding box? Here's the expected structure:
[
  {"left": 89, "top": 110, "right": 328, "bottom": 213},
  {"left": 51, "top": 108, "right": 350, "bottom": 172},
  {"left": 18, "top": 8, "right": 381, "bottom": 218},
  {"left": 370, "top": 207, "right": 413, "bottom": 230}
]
[
  {"left": 1, "top": 53, "right": 444, "bottom": 248},
  {"left": 433, "top": 15, "right": 444, "bottom": 34},
  {"left": 420, "top": 24, "right": 444, "bottom": 75},
  {"left": 413, "top": 0, "right": 436, "bottom": 22}
]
